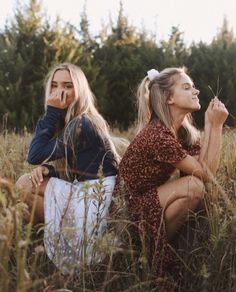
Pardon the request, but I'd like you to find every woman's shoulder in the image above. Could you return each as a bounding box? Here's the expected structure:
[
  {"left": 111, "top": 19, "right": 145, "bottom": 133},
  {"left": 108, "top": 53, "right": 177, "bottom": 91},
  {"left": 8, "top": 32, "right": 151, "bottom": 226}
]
[
  {"left": 131, "top": 120, "right": 177, "bottom": 150},
  {"left": 145, "top": 120, "right": 175, "bottom": 138},
  {"left": 80, "top": 115, "right": 95, "bottom": 131},
  {"left": 80, "top": 115, "right": 90, "bottom": 126},
  {"left": 65, "top": 115, "right": 95, "bottom": 137},
  {"left": 79, "top": 115, "right": 99, "bottom": 139}
]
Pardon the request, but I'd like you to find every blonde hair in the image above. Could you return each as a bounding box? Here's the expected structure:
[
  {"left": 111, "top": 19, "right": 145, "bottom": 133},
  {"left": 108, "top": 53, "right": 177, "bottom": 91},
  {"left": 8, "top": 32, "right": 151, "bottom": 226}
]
[
  {"left": 137, "top": 67, "right": 200, "bottom": 144},
  {"left": 44, "top": 63, "right": 127, "bottom": 179}
]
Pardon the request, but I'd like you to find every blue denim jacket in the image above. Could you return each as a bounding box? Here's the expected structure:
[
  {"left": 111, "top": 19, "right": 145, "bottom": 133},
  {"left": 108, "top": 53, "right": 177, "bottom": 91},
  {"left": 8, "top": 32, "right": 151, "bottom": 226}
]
[{"left": 28, "top": 106, "right": 117, "bottom": 181}]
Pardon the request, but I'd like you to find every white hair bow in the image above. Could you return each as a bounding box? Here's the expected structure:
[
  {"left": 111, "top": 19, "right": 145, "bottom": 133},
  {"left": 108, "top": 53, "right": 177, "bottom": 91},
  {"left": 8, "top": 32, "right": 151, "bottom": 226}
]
[{"left": 147, "top": 69, "right": 159, "bottom": 81}]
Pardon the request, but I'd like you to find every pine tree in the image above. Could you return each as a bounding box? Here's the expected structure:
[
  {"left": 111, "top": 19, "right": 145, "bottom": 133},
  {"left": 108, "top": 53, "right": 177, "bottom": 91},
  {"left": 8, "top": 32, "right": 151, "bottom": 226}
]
[
  {"left": 93, "top": 1, "right": 142, "bottom": 128},
  {"left": 212, "top": 16, "right": 234, "bottom": 49},
  {"left": 0, "top": 0, "right": 83, "bottom": 129},
  {"left": 0, "top": 0, "right": 46, "bottom": 130},
  {"left": 161, "top": 26, "right": 188, "bottom": 67}
]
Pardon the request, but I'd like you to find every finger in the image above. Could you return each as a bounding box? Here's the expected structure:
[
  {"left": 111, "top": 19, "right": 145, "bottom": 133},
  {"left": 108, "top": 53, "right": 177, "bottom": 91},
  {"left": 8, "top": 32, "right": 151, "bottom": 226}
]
[
  {"left": 28, "top": 174, "right": 33, "bottom": 185},
  {"left": 38, "top": 167, "right": 44, "bottom": 182},
  {"left": 212, "top": 100, "right": 220, "bottom": 109},
  {"left": 59, "top": 90, "right": 64, "bottom": 101},
  {"left": 49, "top": 90, "right": 58, "bottom": 100},
  {"left": 61, "top": 91, "right": 67, "bottom": 104},
  {"left": 219, "top": 101, "right": 225, "bottom": 107},
  {"left": 35, "top": 168, "right": 44, "bottom": 185},
  {"left": 48, "top": 91, "right": 54, "bottom": 100},
  {"left": 51, "top": 89, "right": 62, "bottom": 101},
  {"left": 216, "top": 101, "right": 225, "bottom": 109},
  {"left": 30, "top": 172, "right": 37, "bottom": 187},
  {"left": 36, "top": 166, "right": 43, "bottom": 186},
  {"left": 221, "top": 104, "right": 228, "bottom": 112},
  {"left": 42, "top": 166, "right": 49, "bottom": 176},
  {"left": 31, "top": 169, "right": 39, "bottom": 186},
  {"left": 208, "top": 99, "right": 214, "bottom": 109}
]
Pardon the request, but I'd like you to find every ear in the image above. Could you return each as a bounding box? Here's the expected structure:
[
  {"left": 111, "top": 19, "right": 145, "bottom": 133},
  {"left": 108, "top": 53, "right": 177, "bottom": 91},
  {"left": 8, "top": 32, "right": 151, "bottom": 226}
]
[{"left": 167, "top": 96, "right": 174, "bottom": 105}]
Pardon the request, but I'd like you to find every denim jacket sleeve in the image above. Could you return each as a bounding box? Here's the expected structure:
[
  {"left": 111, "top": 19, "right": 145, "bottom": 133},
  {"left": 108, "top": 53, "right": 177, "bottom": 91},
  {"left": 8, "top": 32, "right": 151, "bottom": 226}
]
[{"left": 27, "top": 106, "right": 68, "bottom": 164}]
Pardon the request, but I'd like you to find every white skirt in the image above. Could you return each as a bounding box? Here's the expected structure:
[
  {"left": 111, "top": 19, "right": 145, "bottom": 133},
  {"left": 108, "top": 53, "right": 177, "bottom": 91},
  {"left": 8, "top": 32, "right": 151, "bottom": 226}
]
[{"left": 44, "top": 175, "right": 116, "bottom": 274}]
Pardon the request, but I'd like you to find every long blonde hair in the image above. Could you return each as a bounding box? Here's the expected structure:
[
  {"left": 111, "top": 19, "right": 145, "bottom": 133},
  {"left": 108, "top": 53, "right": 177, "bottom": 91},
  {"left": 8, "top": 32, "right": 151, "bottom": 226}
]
[
  {"left": 44, "top": 63, "right": 127, "bottom": 179},
  {"left": 136, "top": 67, "right": 200, "bottom": 144}
]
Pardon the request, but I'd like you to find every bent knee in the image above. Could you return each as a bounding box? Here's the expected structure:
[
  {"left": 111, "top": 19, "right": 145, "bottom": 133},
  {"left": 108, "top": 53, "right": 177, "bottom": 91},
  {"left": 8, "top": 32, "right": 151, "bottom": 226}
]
[
  {"left": 15, "top": 173, "right": 32, "bottom": 190},
  {"left": 185, "top": 176, "right": 205, "bottom": 201}
]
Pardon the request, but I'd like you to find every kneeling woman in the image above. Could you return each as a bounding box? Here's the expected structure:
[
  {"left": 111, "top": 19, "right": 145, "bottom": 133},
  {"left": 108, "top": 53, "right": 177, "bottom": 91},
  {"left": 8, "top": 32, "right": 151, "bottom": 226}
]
[
  {"left": 114, "top": 67, "right": 228, "bottom": 288},
  {"left": 16, "top": 63, "right": 124, "bottom": 273}
]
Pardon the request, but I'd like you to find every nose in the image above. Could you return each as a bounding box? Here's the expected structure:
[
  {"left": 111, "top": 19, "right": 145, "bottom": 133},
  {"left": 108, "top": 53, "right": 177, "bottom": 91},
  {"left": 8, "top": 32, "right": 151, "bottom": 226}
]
[
  {"left": 194, "top": 88, "right": 200, "bottom": 95},
  {"left": 58, "top": 84, "right": 65, "bottom": 90}
]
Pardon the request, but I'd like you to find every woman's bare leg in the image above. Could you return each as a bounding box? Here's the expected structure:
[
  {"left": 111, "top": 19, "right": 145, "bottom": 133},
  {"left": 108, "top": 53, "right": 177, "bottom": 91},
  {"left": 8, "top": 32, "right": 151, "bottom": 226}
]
[
  {"left": 16, "top": 174, "right": 49, "bottom": 223},
  {"left": 158, "top": 175, "right": 205, "bottom": 240}
]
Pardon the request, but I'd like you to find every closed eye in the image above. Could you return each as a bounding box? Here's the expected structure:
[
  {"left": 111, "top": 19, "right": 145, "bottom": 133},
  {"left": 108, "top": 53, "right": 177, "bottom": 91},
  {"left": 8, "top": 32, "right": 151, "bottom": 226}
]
[
  {"left": 183, "top": 83, "right": 195, "bottom": 90},
  {"left": 64, "top": 83, "right": 73, "bottom": 89}
]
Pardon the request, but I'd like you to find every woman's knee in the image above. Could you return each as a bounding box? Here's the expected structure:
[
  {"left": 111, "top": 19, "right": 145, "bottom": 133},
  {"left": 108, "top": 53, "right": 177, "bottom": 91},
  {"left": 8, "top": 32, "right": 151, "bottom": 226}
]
[
  {"left": 15, "top": 173, "right": 32, "bottom": 190},
  {"left": 184, "top": 176, "right": 205, "bottom": 203}
]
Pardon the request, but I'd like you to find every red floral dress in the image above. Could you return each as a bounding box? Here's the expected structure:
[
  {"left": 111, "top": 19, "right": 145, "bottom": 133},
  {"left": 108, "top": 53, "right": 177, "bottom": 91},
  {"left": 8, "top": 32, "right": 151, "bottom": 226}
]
[{"left": 114, "top": 120, "right": 200, "bottom": 290}]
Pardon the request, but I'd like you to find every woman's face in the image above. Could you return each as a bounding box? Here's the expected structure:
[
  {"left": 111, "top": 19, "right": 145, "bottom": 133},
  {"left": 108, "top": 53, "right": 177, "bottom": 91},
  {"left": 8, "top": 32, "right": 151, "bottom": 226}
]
[
  {"left": 168, "top": 73, "right": 201, "bottom": 113},
  {"left": 50, "top": 69, "right": 75, "bottom": 106}
]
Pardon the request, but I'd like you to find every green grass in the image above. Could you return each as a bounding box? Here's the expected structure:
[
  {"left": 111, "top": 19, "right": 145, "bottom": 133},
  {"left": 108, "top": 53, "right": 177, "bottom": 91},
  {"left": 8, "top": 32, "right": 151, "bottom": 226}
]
[{"left": 1, "top": 128, "right": 236, "bottom": 291}]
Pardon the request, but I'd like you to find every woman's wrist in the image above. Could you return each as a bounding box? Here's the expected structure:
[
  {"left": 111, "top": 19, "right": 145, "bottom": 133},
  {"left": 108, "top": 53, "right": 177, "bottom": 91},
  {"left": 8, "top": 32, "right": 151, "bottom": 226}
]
[
  {"left": 205, "top": 122, "right": 223, "bottom": 131},
  {"left": 204, "top": 122, "right": 211, "bottom": 133},
  {"left": 209, "top": 123, "right": 223, "bottom": 132}
]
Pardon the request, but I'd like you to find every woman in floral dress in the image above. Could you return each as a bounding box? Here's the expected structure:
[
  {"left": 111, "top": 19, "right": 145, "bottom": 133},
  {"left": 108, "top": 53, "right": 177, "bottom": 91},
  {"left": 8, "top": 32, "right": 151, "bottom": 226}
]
[{"left": 114, "top": 67, "right": 228, "bottom": 289}]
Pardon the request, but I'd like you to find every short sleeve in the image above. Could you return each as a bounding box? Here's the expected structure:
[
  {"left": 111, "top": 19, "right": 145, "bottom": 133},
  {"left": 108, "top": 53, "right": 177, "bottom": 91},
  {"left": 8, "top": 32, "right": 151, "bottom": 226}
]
[
  {"left": 184, "top": 141, "right": 201, "bottom": 156},
  {"left": 151, "top": 125, "right": 188, "bottom": 164}
]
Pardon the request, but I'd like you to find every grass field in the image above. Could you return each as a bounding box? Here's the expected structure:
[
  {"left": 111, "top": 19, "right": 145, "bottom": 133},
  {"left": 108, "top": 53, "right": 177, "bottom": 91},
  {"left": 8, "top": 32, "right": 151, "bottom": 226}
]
[{"left": 1, "top": 128, "right": 236, "bottom": 291}]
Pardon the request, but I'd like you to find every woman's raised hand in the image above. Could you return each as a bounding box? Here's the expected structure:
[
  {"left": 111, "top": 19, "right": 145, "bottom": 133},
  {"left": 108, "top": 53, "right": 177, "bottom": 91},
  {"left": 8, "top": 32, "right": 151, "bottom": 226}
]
[
  {"left": 205, "top": 97, "right": 229, "bottom": 127},
  {"left": 29, "top": 165, "right": 49, "bottom": 187},
  {"left": 47, "top": 89, "right": 69, "bottom": 109}
]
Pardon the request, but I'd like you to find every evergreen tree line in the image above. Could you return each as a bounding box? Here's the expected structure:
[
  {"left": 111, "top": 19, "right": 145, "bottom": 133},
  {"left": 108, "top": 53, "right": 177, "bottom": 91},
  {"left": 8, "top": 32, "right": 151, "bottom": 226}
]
[{"left": 0, "top": 0, "right": 236, "bottom": 131}]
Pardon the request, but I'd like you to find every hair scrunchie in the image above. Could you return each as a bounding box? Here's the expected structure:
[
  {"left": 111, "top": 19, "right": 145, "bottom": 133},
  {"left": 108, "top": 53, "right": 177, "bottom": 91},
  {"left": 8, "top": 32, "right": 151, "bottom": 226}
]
[{"left": 147, "top": 69, "right": 159, "bottom": 81}]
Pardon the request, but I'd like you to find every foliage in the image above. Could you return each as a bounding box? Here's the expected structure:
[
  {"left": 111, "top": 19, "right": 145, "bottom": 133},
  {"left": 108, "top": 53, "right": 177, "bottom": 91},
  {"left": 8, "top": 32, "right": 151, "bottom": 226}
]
[
  {"left": 0, "top": 0, "right": 236, "bottom": 130},
  {"left": 0, "top": 0, "right": 85, "bottom": 130}
]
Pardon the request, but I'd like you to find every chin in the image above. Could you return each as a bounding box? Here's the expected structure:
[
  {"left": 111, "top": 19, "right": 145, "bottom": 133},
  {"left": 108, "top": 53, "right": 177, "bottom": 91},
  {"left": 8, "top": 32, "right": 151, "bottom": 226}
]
[
  {"left": 193, "top": 102, "right": 201, "bottom": 111},
  {"left": 188, "top": 105, "right": 201, "bottom": 113},
  {"left": 196, "top": 104, "right": 201, "bottom": 110}
]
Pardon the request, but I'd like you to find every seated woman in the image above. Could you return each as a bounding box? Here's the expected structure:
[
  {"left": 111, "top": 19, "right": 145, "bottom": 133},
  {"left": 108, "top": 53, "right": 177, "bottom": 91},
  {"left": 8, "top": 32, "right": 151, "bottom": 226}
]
[
  {"left": 16, "top": 63, "right": 126, "bottom": 273},
  {"left": 114, "top": 67, "right": 228, "bottom": 289}
]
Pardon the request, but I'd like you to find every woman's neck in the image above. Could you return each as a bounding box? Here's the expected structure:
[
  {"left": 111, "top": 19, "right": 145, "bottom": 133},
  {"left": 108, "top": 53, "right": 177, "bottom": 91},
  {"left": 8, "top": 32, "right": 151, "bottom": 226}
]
[{"left": 171, "top": 111, "right": 186, "bottom": 134}]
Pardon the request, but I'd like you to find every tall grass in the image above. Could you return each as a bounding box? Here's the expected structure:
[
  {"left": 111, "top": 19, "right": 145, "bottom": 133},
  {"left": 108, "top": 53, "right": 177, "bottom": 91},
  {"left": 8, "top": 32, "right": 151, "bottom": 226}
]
[{"left": 0, "top": 128, "right": 236, "bottom": 291}]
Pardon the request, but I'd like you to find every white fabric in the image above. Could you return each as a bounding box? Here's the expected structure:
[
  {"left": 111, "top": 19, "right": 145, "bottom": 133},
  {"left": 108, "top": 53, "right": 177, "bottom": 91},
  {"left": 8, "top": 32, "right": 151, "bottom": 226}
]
[
  {"left": 44, "top": 175, "right": 116, "bottom": 274},
  {"left": 147, "top": 68, "right": 159, "bottom": 81}
]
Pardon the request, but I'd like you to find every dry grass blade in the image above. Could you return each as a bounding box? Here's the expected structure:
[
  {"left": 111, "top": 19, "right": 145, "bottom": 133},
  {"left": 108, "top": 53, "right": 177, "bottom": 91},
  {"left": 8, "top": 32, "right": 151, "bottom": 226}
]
[
  {"left": 1, "top": 129, "right": 236, "bottom": 291},
  {"left": 207, "top": 76, "right": 222, "bottom": 99}
]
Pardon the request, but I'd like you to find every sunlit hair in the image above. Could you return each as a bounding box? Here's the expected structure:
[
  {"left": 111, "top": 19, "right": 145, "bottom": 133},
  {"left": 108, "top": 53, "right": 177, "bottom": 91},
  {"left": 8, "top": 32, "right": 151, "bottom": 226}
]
[
  {"left": 44, "top": 63, "right": 128, "bottom": 179},
  {"left": 136, "top": 67, "right": 200, "bottom": 145}
]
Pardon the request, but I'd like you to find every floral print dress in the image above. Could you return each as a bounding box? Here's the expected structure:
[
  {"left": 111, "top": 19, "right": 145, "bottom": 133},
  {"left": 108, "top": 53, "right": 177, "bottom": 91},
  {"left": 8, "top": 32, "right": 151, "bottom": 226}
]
[{"left": 114, "top": 120, "right": 201, "bottom": 289}]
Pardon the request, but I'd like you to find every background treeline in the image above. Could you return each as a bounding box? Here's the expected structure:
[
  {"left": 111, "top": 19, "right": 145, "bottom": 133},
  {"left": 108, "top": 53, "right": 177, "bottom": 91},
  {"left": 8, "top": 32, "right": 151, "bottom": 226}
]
[{"left": 1, "top": 0, "right": 236, "bottom": 131}]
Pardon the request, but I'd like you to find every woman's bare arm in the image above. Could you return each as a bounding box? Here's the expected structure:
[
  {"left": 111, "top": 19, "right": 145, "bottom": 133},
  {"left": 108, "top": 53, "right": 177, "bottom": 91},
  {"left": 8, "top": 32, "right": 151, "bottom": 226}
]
[{"left": 174, "top": 98, "right": 228, "bottom": 181}]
